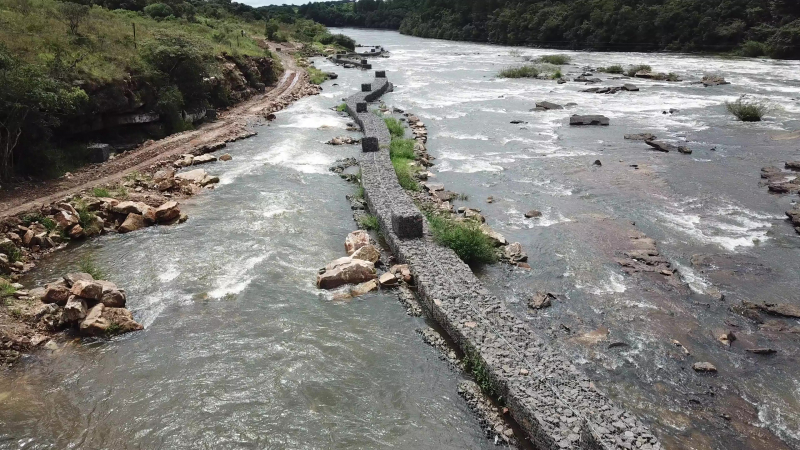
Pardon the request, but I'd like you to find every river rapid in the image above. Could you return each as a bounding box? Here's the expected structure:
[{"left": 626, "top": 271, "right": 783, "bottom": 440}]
[
  {"left": 1, "top": 29, "right": 799, "bottom": 450},
  {"left": 335, "top": 29, "right": 800, "bottom": 449}
]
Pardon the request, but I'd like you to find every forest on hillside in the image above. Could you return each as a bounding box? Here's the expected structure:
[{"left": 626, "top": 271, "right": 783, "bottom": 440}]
[{"left": 298, "top": 0, "right": 800, "bottom": 59}]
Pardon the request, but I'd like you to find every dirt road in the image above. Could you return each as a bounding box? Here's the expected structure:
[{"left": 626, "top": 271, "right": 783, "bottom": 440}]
[{"left": 0, "top": 43, "right": 310, "bottom": 219}]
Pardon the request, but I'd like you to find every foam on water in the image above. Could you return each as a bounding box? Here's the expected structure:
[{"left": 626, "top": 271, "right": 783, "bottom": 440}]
[{"left": 208, "top": 254, "right": 268, "bottom": 299}]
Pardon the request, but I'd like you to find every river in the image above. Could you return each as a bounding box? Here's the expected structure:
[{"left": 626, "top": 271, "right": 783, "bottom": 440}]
[{"left": 2, "top": 28, "right": 799, "bottom": 450}]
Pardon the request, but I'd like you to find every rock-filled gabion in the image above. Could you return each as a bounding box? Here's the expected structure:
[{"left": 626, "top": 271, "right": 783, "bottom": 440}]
[{"left": 345, "top": 74, "right": 662, "bottom": 450}]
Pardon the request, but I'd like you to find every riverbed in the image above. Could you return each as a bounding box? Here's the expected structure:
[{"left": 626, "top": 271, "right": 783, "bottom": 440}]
[
  {"left": 0, "top": 73, "right": 495, "bottom": 448},
  {"left": 335, "top": 29, "right": 800, "bottom": 449}
]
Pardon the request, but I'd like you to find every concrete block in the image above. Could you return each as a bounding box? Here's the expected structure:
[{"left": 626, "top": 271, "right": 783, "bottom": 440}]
[
  {"left": 391, "top": 211, "right": 423, "bottom": 239},
  {"left": 357, "top": 102, "right": 368, "bottom": 113},
  {"left": 375, "top": 70, "right": 386, "bottom": 78},
  {"left": 362, "top": 136, "right": 379, "bottom": 153},
  {"left": 361, "top": 83, "right": 372, "bottom": 92}
]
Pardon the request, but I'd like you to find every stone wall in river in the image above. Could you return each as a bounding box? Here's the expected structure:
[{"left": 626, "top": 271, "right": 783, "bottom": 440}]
[{"left": 347, "top": 73, "right": 662, "bottom": 450}]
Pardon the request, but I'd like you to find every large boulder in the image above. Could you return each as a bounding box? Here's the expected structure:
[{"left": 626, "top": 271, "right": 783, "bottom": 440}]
[
  {"left": 112, "top": 201, "right": 152, "bottom": 218},
  {"left": 70, "top": 279, "right": 104, "bottom": 301},
  {"left": 43, "top": 282, "right": 71, "bottom": 305},
  {"left": 118, "top": 213, "right": 146, "bottom": 233},
  {"left": 80, "top": 304, "right": 143, "bottom": 336},
  {"left": 154, "top": 201, "right": 181, "bottom": 223},
  {"left": 570, "top": 115, "right": 609, "bottom": 126},
  {"left": 175, "top": 169, "right": 219, "bottom": 187},
  {"left": 479, "top": 224, "right": 507, "bottom": 246},
  {"left": 344, "top": 230, "right": 370, "bottom": 256},
  {"left": 53, "top": 210, "right": 79, "bottom": 229},
  {"left": 191, "top": 154, "right": 217, "bottom": 165},
  {"left": 63, "top": 272, "right": 94, "bottom": 287},
  {"left": 63, "top": 296, "right": 88, "bottom": 323},
  {"left": 98, "top": 280, "right": 126, "bottom": 307},
  {"left": 351, "top": 244, "right": 380, "bottom": 264},
  {"left": 317, "top": 259, "right": 376, "bottom": 290},
  {"left": 350, "top": 279, "right": 378, "bottom": 297}
]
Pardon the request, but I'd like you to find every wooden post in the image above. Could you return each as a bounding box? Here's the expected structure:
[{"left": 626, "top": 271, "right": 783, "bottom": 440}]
[{"left": 132, "top": 22, "right": 136, "bottom": 49}]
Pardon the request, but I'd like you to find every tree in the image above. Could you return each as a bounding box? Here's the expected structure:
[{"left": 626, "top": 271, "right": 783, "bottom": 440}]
[
  {"left": 59, "top": 1, "right": 90, "bottom": 35},
  {"left": 144, "top": 2, "right": 174, "bottom": 19},
  {"left": 265, "top": 19, "right": 280, "bottom": 41},
  {"left": 0, "top": 48, "right": 87, "bottom": 178}
]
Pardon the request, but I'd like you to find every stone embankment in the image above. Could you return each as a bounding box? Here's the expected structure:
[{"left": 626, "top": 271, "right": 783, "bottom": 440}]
[{"left": 347, "top": 72, "right": 662, "bottom": 450}]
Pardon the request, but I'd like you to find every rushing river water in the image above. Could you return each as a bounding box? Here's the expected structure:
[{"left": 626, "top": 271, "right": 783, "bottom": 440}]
[
  {"left": 2, "top": 29, "right": 800, "bottom": 450},
  {"left": 0, "top": 69, "right": 496, "bottom": 448},
  {"left": 335, "top": 29, "right": 800, "bottom": 449}
]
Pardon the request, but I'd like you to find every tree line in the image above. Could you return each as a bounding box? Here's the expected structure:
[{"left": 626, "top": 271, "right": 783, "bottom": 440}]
[{"left": 296, "top": 0, "right": 800, "bottom": 59}]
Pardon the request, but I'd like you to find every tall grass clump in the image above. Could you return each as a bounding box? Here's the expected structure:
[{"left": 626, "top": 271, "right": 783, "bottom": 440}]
[
  {"left": 498, "top": 65, "right": 539, "bottom": 78},
  {"left": 599, "top": 65, "right": 624, "bottom": 74},
  {"left": 539, "top": 54, "right": 571, "bottom": 65},
  {"left": 426, "top": 212, "right": 497, "bottom": 265},
  {"left": 0, "top": 241, "right": 22, "bottom": 263},
  {"left": 307, "top": 66, "right": 328, "bottom": 85},
  {"left": 391, "top": 157, "right": 419, "bottom": 191},
  {"left": 79, "top": 256, "right": 106, "bottom": 280},
  {"left": 626, "top": 64, "right": 652, "bottom": 77},
  {"left": 725, "top": 97, "right": 768, "bottom": 122},
  {"left": 389, "top": 138, "right": 415, "bottom": 160},
  {"left": 92, "top": 187, "right": 110, "bottom": 198},
  {"left": 358, "top": 214, "right": 380, "bottom": 231},
  {"left": 384, "top": 117, "right": 405, "bottom": 138}
]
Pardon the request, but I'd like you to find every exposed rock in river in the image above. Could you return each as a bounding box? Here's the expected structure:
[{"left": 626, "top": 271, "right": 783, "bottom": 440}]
[{"left": 569, "top": 114, "right": 609, "bottom": 126}]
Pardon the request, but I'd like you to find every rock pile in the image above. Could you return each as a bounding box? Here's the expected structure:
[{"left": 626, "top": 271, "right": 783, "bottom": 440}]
[
  {"left": 326, "top": 136, "right": 360, "bottom": 145},
  {"left": 759, "top": 163, "right": 800, "bottom": 233},
  {"left": 1, "top": 272, "right": 142, "bottom": 365},
  {"left": 582, "top": 84, "right": 639, "bottom": 94}
]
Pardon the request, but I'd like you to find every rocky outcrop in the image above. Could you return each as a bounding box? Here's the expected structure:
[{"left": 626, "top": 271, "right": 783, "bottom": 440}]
[
  {"left": 645, "top": 140, "right": 692, "bottom": 154},
  {"left": 701, "top": 75, "right": 730, "bottom": 87},
  {"left": 570, "top": 114, "right": 609, "bottom": 126}
]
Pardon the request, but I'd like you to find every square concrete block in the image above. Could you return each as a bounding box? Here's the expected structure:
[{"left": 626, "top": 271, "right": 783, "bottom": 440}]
[
  {"left": 357, "top": 102, "right": 368, "bottom": 113},
  {"left": 361, "top": 83, "right": 372, "bottom": 92},
  {"left": 362, "top": 136, "right": 379, "bottom": 152},
  {"left": 375, "top": 70, "right": 386, "bottom": 78},
  {"left": 392, "top": 211, "right": 423, "bottom": 239}
]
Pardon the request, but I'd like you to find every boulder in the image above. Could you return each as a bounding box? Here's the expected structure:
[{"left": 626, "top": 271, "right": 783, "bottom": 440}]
[
  {"left": 692, "top": 362, "right": 717, "bottom": 373},
  {"left": 43, "top": 282, "right": 71, "bottom": 305},
  {"left": 350, "top": 279, "right": 378, "bottom": 297},
  {"left": 53, "top": 210, "right": 78, "bottom": 229},
  {"left": 535, "top": 101, "right": 563, "bottom": 110},
  {"left": 702, "top": 75, "right": 730, "bottom": 87},
  {"left": 80, "top": 304, "right": 143, "bottom": 336},
  {"left": 63, "top": 272, "right": 94, "bottom": 287},
  {"left": 622, "top": 83, "right": 639, "bottom": 91},
  {"left": 70, "top": 279, "right": 104, "bottom": 300},
  {"left": 191, "top": 154, "right": 217, "bottom": 165},
  {"left": 219, "top": 153, "right": 232, "bottom": 161},
  {"left": 154, "top": 201, "right": 181, "bottom": 223},
  {"left": 479, "top": 224, "right": 507, "bottom": 247},
  {"left": 351, "top": 244, "right": 380, "bottom": 264},
  {"left": 153, "top": 168, "right": 175, "bottom": 183},
  {"left": 769, "top": 182, "right": 800, "bottom": 194},
  {"left": 378, "top": 272, "right": 399, "bottom": 287},
  {"left": 317, "top": 259, "right": 376, "bottom": 289},
  {"left": 645, "top": 140, "right": 676, "bottom": 152},
  {"left": 63, "top": 296, "right": 88, "bottom": 323},
  {"left": 530, "top": 292, "right": 556, "bottom": 309},
  {"left": 175, "top": 169, "right": 219, "bottom": 186},
  {"left": 344, "top": 230, "right": 370, "bottom": 256},
  {"left": 68, "top": 224, "right": 84, "bottom": 239},
  {"left": 503, "top": 242, "right": 528, "bottom": 263},
  {"left": 785, "top": 161, "right": 800, "bottom": 171},
  {"left": 174, "top": 154, "right": 194, "bottom": 168},
  {"left": 98, "top": 280, "right": 126, "bottom": 307},
  {"left": 569, "top": 115, "right": 609, "bottom": 126},
  {"left": 118, "top": 213, "right": 146, "bottom": 233},
  {"left": 464, "top": 209, "right": 485, "bottom": 222},
  {"left": 390, "top": 264, "right": 412, "bottom": 283},
  {"left": 112, "top": 201, "right": 154, "bottom": 220},
  {"left": 624, "top": 133, "right": 656, "bottom": 141},
  {"left": 524, "top": 210, "right": 542, "bottom": 218}
]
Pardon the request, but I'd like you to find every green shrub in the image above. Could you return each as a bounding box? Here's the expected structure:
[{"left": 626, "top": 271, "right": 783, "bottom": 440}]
[
  {"left": 41, "top": 217, "right": 57, "bottom": 232},
  {"left": 307, "top": 66, "right": 328, "bottom": 84},
  {"left": 739, "top": 41, "right": 768, "bottom": 57},
  {"left": 318, "top": 33, "right": 356, "bottom": 51},
  {"left": 391, "top": 157, "right": 419, "bottom": 191},
  {"left": 551, "top": 69, "right": 562, "bottom": 79},
  {"left": 539, "top": 54, "right": 570, "bottom": 65},
  {"left": 144, "top": 3, "right": 174, "bottom": 19},
  {"left": 336, "top": 103, "right": 347, "bottom": 112},
  {"left": 358, "top": 214, "right": 380, "bottom": 231},
  {"left": 498, "top": 65, "right": 539, "bottom": 78},
  {"left": 626, "top": 64, "right": 652, "bottom": 77},
  {"left": 79, "top": 256, "right": 106, "bottom": 280},
  {"left": 426, "top": 212, "right": 497, "bottom": 266},
  {"left": 384, "top": 117, "right": 405, "bottom": 138},
  {"left": 0, "top": 279, "right": 16, "bottom": 297},
  {"left": 767, "top": 19, "right": 800, "bottom": 60},
  {"left": 726, "top": 97, "right": 768, "bottom": 122},
  {"left": 0, "top": 241, "right": 22, "bottom": 263},
  {"left": 599, "top": 65, "right": 624, "bottom": 74},
  {"left": 92, "top": 187, "right": 110, "bottom": 198},
  {"left": 390, "top": 138, "right": 415, "bottom": 159}
]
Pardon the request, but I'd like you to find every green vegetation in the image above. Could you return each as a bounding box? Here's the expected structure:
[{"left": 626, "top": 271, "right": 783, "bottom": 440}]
[
  {"left": 726, "top": 97, "right": 768, "bottom": 122},
  {"left": 551, "top": 69, "right": 562, "bottom": 80},
  {"left": 384, "top": 117, "right": 405, "bottom": 138},
  {"left": 599, "top": 64, "right": 624, "bottom": 74},
  {"left": 336, "top": 103, "right": 347, "bottom": 112},
  {"left": 539, "top": 54, "right": 570, "bottom": 65},
  {"left": 79, "top": 256, "right": 106, "bottom": 280},
  {"left": 626, "top": 64, "right": 652, "bottom": 77},
  {"left": 392, "top": 157, "right": 419, "bottom": 191},
  {"left": 389, "top": 138, "right": 415, "bottom": 160},
  {"left": 0, "top": 278, "right": 16, "bottom": 297},
  {"left": 92, "top": 187, "right": 111, "bottom": 198},
  {"left": 106, "top": 322, "right": 122, "bottom": 335},
  {"left": 739, "top": 41, "right": 769, "bottom": 57},
  {"left": 307, "top": 65, "right": 328, "bottom": 84},
  {"left": 0, "top": 241, "right": 21, "bottom": 263},
  {"left": 463, "top": 347, "right": 500, "bottom": 401},
  {"left": 21, "top": 213, "right": 56, "bottom": 231},
  {"left": 425, "top": 211, "right": 497, "bottom": 266},
  {"left": 358, "top": 214, "right": 380, "bottom": 231},
  {"left": 498, "top": 65, "right": 539, "bottom": 78}
]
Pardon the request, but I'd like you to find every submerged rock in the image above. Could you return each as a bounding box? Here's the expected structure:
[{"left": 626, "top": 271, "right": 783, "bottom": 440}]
[
  {"left": 569, "top": 115, "right": 609, "bottom": 126},
  {"left": 529, "top": 292, "right": 557, "bottom": 309},
  {"left": 625, "top": 133, "right": 657, "bottom": 141},
  {"left": 350, "top": 279, "right": 378, "bottom": 297},
  {"left": 692, "top": 362, "right": 718, "bottom": 373}
]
